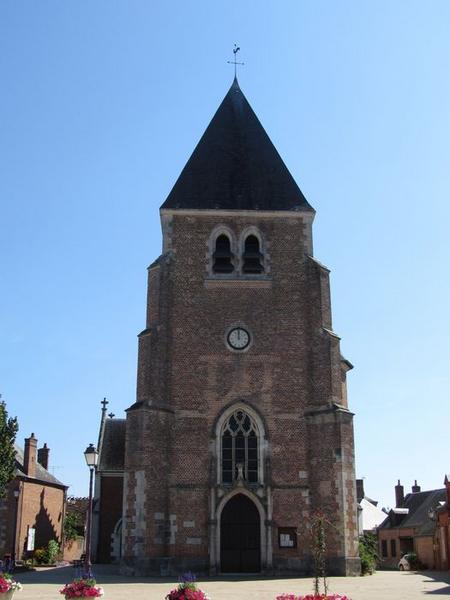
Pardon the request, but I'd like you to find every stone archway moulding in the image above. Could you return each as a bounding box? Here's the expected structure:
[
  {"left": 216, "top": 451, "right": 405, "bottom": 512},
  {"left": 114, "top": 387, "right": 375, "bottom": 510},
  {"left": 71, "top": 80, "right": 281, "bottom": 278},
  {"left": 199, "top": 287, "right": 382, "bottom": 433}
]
[{"left": 215, "top": 488, "right": 267, "bottom": 573}]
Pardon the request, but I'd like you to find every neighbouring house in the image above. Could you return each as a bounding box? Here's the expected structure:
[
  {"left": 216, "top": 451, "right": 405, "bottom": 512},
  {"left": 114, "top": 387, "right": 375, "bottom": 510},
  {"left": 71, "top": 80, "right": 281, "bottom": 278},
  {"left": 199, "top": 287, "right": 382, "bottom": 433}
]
[
  {"left": 356, "top": 479, "right": 387, "bottom": 534},
  {"left": 378, "top": 479, "right": 446, "bottom": 569},
  {"left": 0, "top": 433, "right": 67, "bottom": 562},
  {"left": 91, "top": 404, "right": 125, "bottom": 564},
  {"left": 434, "top": 475, "right": 450, "bottom": 570}
]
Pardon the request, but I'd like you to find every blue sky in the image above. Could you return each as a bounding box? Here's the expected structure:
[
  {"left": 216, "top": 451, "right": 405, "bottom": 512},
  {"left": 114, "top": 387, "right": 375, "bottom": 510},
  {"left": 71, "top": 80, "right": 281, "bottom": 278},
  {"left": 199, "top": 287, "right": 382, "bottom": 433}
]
[{"left": 1, "top": 1, "right": 449, "bottom": 506}]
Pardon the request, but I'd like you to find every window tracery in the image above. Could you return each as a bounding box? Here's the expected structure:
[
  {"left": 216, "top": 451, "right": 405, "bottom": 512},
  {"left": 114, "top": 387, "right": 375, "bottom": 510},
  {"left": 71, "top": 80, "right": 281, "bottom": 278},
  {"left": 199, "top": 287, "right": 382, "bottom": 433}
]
[{"left": 221, "top": 410, "right": 259, "bottom": 484}]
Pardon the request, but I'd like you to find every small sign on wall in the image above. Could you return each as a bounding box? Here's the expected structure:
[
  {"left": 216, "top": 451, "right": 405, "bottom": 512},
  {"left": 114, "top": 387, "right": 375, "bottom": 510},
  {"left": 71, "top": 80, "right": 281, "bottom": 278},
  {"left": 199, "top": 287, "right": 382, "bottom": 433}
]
[
  {"left": 27, "top": 527, "right": 35, "bottom": 551},
  {"left": 278, "top": 527, "right": 297, "bottom": 548}
]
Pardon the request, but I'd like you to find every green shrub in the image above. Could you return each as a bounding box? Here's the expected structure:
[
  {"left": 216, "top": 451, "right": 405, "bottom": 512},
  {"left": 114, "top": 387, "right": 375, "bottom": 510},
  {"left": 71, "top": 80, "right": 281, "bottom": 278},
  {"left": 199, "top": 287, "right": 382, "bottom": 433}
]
[
  {"left": 47, "top": 539, "right": 60, "bottom": 563},
  {"left": 33, "top": 547, "right": 48, "bottom": 564},
  {"left": 32, "top": 540, "right": 60, "bottom": 565},
  {"left": 359, "top": 532, "right": 378, "bottom": 575}
]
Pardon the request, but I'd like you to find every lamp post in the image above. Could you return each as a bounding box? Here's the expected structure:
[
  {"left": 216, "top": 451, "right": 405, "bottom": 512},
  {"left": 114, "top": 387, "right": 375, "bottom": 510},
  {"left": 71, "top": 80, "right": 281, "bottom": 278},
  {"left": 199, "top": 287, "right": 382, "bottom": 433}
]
[
  {"left": 83, "top": 443, "right": 98, "bottom": 578},
  {"left": 12, "top": 488, "right": 20, "bottom": 567}
]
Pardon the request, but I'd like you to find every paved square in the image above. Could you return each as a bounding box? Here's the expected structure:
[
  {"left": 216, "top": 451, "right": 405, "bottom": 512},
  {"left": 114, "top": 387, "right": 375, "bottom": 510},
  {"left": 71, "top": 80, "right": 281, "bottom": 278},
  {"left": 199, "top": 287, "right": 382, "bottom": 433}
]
[{"left": 14, "top": 565, "right": 450, "bottom": 599}]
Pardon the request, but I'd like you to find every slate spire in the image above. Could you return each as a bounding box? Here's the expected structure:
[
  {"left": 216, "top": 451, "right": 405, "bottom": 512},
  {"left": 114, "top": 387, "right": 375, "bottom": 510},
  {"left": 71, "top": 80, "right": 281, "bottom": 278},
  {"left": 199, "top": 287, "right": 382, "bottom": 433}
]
[{"left": 161, "top": 79, "right": 313, "bottom": 212}]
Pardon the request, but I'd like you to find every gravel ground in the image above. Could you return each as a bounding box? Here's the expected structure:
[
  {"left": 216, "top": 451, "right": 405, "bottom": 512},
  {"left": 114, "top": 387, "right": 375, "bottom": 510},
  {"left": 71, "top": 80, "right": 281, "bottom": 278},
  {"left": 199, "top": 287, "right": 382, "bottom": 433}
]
[{"left": 12, "top": 564, "right": 450, "bottom": 600}]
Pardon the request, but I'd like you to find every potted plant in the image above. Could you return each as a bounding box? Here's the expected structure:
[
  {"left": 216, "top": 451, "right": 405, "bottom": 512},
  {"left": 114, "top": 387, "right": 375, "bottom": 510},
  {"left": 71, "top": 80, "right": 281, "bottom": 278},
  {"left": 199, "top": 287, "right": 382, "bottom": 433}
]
[
  {"left": 59, "top": 578, "right": 104, "bottom": 599},
  {"left": 165, "top": 572, "right": 210, "bottom": 600},
  {"left": 0, "top": 572, "right": 22, "bottom": 600}
]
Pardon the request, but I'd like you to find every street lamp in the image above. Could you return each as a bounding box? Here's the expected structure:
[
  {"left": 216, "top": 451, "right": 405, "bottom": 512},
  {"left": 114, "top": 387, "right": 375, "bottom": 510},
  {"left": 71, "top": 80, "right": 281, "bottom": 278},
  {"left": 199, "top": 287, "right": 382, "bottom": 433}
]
[
  {"left": 12, "top": 488, "right": 20, "bottom": 567},
  {"left": 83, "top": 443, "right": 98, "bottom": 577}
]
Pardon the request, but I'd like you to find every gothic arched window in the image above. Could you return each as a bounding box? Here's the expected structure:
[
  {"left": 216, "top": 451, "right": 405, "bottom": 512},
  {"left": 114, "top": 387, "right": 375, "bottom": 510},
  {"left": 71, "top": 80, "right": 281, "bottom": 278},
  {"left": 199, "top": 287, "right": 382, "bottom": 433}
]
[
  {"left": 213, "top": 234, "right": 234, "bottom": 274},
  {"left": 221, "top": 410, "right": 259, "bottom": 484},
  {"left": 242, "top": 234, "right": 264, "bottom": 274}
]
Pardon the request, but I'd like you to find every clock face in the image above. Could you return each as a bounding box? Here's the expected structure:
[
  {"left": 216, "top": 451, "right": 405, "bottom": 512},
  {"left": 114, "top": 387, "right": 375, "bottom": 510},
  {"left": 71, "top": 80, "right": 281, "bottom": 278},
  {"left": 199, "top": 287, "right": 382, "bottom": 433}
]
[{"left": 227, "top": 327, "right": 250, "bottom": 350}]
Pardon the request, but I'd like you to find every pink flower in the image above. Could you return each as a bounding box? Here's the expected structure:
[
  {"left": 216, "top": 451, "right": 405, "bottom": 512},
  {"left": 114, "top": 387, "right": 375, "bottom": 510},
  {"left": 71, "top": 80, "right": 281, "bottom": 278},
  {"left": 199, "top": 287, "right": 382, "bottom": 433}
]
[
  {"left": 0, "top": 575, "right": 12, "bottom": 593},
  {"left": 276, "top": 595, "right": 350, "bottom": 600}
]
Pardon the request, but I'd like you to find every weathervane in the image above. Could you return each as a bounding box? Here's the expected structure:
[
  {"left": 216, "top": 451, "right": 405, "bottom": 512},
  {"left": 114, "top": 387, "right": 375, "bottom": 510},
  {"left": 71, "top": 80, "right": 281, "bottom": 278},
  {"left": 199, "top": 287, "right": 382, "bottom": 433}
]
[{"left": 227, "top": 44, "right": 244, "bottom": 78}]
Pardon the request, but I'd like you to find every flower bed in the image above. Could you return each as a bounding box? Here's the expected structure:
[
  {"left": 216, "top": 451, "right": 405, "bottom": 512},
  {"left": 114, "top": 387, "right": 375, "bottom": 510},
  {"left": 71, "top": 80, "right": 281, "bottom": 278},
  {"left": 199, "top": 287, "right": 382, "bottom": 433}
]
[{"left": 59, "top": 578, "right": 104, "bottom": 598}]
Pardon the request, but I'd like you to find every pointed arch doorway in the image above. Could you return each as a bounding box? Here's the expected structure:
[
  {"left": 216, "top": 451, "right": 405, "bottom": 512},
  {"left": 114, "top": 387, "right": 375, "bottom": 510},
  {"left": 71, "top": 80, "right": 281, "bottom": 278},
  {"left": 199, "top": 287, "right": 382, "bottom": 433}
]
[{"left": 220, "top": 494, "right": 261, "bottom": 573}]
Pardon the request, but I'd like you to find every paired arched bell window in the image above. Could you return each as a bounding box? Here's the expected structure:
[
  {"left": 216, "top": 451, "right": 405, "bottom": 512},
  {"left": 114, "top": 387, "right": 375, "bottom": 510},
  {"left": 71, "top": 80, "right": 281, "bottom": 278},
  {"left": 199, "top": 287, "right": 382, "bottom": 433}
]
[
  {"left": 212, "top": 232, "right": 265, "bottom": 275},
  {"left": 221, "top": 410, "right": 259, "bottom": 484}
]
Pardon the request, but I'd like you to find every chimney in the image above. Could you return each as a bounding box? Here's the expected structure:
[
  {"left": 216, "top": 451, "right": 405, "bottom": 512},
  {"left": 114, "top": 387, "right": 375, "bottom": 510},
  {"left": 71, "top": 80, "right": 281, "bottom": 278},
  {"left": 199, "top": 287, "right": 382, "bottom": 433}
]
[
  {"left": 412, "top": 480, "right": 421, "bottom": 493},
  {"left": 37, "top": 443, "right": 50, "bottom": 470},
  {"left": 395, "top": 479, "right": 404, "bottom": 507},
  {"left": 23, "top": 433, "right": 38, "bottom": 477},
  {"left": 356, "top": 479, "right": 365, "bottom": 503}
]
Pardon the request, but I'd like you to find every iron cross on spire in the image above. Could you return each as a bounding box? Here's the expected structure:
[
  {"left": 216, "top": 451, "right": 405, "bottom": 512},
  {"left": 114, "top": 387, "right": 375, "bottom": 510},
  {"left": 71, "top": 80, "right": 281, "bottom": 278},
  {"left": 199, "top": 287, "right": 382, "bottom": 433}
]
[
  {"left": 227, "top": 44, "right": 244, "bottom": 78},
  {"left": 101, "top": 397, "right": 109, "bottom": 413}
]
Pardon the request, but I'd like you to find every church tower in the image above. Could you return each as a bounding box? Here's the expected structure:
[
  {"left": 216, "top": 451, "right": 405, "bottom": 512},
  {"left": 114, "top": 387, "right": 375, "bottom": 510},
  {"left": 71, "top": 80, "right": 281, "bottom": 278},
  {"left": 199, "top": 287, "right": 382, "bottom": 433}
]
[{"left": 122, "top": 78, "right": 360, "bottom": 575}]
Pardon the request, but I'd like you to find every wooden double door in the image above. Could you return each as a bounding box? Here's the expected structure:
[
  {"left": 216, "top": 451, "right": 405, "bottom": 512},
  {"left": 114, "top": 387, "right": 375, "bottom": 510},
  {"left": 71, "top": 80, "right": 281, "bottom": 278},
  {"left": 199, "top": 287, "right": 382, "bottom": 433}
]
[{"left": 220, "top": 494, "right": 261, "bottom": 573}]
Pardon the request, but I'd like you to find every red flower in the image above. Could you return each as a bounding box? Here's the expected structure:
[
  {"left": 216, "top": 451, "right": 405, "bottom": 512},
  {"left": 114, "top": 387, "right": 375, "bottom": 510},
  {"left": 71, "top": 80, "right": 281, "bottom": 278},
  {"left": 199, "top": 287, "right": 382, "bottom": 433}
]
[{"left": 59, "top": 578, "right": 103, "bottom": 598}]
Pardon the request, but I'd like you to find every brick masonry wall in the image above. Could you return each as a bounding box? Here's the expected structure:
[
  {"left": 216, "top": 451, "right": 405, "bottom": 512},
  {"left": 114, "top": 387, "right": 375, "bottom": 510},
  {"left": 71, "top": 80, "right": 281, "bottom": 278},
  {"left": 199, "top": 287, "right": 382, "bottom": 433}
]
[
  {"left": 415, "top": 536, "right": 434, "bottom": 569},
  {"left": 0, "top": 484, "right": 19, "bottom": 557},
  {"left": 63, "top": 536, "right": 84, "bottom": 561},
  {"left": 123, "top": 211, "right": 359, "bottom": 574},
  {"left": 378, "top": 527, "right": 437, "bottom": 570},
  {"left": 2, "top": 479, "right": 65, "bottom": 559},
  {"left": 378, "top": 527, "right": 415, "bottom": 568},
  {"left": 98, "top": 475, "right": 123, "bottom": 563},
  {"left": 123, "top": 407, "right": 174, "bottom": 570}
]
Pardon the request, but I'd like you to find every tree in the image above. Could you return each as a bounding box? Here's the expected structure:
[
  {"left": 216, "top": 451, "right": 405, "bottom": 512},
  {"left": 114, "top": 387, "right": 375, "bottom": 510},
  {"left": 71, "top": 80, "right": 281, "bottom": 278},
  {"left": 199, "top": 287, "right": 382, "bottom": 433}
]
[
  {"left": 0, "top": 400, "right": 19, "bottom": 497},
  {"left": 64, "top": 510, "right": 83, "bottom": 542}
]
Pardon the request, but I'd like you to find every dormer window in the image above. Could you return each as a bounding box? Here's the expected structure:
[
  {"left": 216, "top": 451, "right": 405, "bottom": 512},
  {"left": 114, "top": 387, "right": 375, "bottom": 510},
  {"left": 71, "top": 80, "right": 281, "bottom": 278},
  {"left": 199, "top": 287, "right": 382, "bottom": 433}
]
[
  {"left": 213, "top": 234, "right": 234, "bottom": 274},
  {"left": 242, "top": 235, "right": 264, "bottom": 274}
]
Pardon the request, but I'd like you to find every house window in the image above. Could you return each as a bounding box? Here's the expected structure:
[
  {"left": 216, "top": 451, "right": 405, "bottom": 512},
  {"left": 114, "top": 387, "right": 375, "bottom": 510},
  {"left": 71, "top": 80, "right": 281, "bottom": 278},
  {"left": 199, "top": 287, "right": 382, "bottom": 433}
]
[
  {"left": 390, "top": 539, "right": 397, "bottom": 557},
  {"left": 213, "top": 234, "right": 234, "bottom": 274},
  {"left": 381, "top": 540, "right": 388, "bottom": 558},
  {"left": 242, "top": 235, "right": 264, "bottom": 274},
  {"left": 221, "top": 410, "right": 259, "bottom": 484}
]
